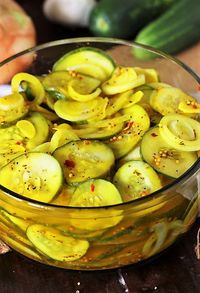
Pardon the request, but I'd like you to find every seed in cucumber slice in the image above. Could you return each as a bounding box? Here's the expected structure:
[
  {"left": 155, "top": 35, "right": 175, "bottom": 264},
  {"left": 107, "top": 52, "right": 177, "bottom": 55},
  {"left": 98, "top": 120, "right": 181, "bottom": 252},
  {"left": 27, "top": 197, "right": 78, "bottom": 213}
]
[
  {"left": 0, "top": 152, "right": 63, "bottom": 203},
  {"left": 113, "top": 160, "right": 162, "bottom": 202},
  {"left": 53, "top": 140, "right": 115, "bottom": 184},
  {"left": 70, "top": 179, "right": 122, "bottom": 207},
  {"left": 69, "top": 179, "right": 123, "bottom": 230},
  {"left": 52, "top": 47, "right": 116, "bottom": 81},
  {"left": 26, "top": 224, "right": 89, "bottom": 262},
  {"left": 140, "top": 127, "right": 197, "bottom": 178}
]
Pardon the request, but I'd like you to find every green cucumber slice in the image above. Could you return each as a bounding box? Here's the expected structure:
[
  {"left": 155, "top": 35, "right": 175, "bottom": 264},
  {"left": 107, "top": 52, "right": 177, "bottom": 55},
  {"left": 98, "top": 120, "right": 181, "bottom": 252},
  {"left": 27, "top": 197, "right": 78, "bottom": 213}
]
[
  {"left": 0, "top": 209, "right": 30, "bottom": 232},
  {"left": 53, "top": 140, "right": 115, "bottom": 184},
  {"left": 68, "top": 179, "right": 123, "bottom": 230},
  {"left": 140, "top": 127, "right": 197, "bottom": 178},
  {"left": 53, "top": 47, "right": 115, "bottom": 81},
  {"left": 69, "top": 179, "right": 122, "bottom": 207},
  {"left": 113, "top": 160, "right": 162, "bottom": 201},
  {"left": 0, "top": 93, "right": 28, "bottom": 126},
  {"left": 0, "top": 152, "right": 63, "bottom": 203},
  {"left": 26, "top": 224, "right": 89, "bottom": 262},
  {"left": 43, "top": 71, "right": 101, "bottom": 101}
]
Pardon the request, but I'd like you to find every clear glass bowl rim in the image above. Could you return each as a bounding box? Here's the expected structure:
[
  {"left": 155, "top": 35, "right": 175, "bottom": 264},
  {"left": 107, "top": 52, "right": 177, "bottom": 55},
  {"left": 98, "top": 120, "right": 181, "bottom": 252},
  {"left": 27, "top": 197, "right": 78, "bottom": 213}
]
[{"left": 0, "top": 36, "right": 199, "bottom": 210}]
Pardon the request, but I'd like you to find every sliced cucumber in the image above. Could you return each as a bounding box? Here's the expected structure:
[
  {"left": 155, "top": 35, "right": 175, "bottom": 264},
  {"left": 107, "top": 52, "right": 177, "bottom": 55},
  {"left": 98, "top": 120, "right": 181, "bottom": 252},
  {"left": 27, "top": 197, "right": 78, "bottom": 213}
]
[
  {"left": 67, "top": 81, "right": 101, "bottom": 102},
  {"left": 102, "top": 67, "right": 145, "bottom": 95},
  {"left": 0, "top": 93, "right": 28, "bottom": 126},
  {"left": 106, "top": 104, "right": 150, "bottom": 158},
  {"left": 0, "top": 152, "right": 63, "bottom": 203},
  {"left": 54, "top": 97, "right": 108, "bottom": 122},
  {"left": 26, "top": 112, "right": 49, "bottom": 150},
  {"left": 0, "top": 209, "right": 31, "bottom": 232},
  {"left": 73, "top": 114, "right": 126, "bottom": 139},
  {"left": 74, "top": 119, "right": 124, "bottom": 140},
  {"left": 150, "top": 86, "right": 197, "bottom": 116},
  {"left": 69, "top": 179, "right": 122, "bottom": 207},
  {"left": 53, "top": 140, "right": 115, "bottom": 184},
  {"left": 141, "top": 127, "right": 197, "bottom": 178},
  {"left": 42, "top": 71, "right": 73, "bottom": 99},
  {"left": 53, "top": 47, "right": 115, "bottom": 81},
  {"left": 11, "top": 72, "right": 45, "bottom": 105},
  {"left": 113, "top": 160, "right": 162, "bottom": 201},
  {"left": 26, "top": 224, "right": 89, "bottom": 262},
  {"left": 118, "top": 143, "right": 142, "bottom": 167},
  {"left": 68, "top": 179, "right": 123, "bottom": 230},
  {"left": 159, "top": 114, "right": 200, "bottom": 152},
  {"left": 0, "top": 142, "right": 25, "bottom": 168},
  {"left": 105, "top": 90, "right": 133, "bottom": 117},
  {"left": 133, "top": 67, "right": 159, "bottom": 83}
]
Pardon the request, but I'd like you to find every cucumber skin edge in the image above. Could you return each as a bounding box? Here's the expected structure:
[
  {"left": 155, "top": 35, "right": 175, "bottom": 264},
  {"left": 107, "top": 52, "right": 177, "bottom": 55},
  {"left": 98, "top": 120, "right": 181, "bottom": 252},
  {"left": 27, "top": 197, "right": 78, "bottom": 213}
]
[{"left": 133, "top": 0, "right": 200, "bottom": 60}]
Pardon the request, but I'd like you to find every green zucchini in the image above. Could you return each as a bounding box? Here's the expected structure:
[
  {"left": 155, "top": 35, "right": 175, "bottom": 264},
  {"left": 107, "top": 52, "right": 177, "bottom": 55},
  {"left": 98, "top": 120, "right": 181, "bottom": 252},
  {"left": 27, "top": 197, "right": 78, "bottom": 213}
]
[
  {"left": 89, "top": 0, "right": 176, "bottom": 38},
  {"left": 134, "top": 0, "right": 200, "bottom": 60}
]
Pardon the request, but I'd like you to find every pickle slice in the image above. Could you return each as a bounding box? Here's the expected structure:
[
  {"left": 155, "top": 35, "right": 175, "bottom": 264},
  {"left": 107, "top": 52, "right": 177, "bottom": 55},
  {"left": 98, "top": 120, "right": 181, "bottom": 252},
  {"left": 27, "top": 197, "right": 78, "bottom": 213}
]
[
  {"left": 141, "top": 127, "right": 197, "bottom": 178},
  {"left": 53, "top": 140, "right": 115, "bottom": 184},
  {"left": 113, "top": 160, "right": 162, "bottom": 201},
  {"left": 102, "top": 67, "right": 145, "bottom": 95},
  {"left": 0, "top": 152, "right": 63, "bottom": 203},
  {"left": 69, "top": 179, "right": 122, "bottom": 207},
  {"left": 53, "top": 47, "right": 115, "bottom": 81},
  {"left": 159, "top": 114, "right": 200, "bottom": 152},
  {"left": 26, "top": 224, "right": 89, "bottom": 261}
]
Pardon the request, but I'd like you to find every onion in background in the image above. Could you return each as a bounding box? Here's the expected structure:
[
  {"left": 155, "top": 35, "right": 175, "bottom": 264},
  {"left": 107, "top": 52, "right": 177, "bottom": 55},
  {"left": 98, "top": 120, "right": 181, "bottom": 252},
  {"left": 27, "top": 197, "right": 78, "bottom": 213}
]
[{"left": 0, "top": 0, "right": 36, "bottom": 84}]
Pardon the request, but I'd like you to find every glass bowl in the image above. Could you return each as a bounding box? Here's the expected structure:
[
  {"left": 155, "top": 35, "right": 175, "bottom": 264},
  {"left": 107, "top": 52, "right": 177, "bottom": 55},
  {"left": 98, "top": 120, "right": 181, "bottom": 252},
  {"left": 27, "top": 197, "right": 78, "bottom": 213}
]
[{"left": 0, "top": 37, "right": 199, "bottom": 270}]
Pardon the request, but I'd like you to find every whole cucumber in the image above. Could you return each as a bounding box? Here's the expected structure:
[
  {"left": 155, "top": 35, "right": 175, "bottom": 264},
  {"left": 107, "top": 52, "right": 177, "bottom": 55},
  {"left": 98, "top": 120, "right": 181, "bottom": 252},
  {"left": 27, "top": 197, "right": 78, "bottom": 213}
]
[
  {"left": 133, "top": 0, "right": 200, "bottom": 59},
  {"left": 89, "top": 0, "right": 176, "bottom": 38}
]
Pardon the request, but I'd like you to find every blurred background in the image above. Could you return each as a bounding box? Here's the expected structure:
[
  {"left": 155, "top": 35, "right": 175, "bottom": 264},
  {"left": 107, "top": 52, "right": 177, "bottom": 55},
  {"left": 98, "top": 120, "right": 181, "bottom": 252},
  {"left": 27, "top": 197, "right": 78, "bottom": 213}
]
[{"left": 0, "top": 0, "right": 200, "bottom": 74}]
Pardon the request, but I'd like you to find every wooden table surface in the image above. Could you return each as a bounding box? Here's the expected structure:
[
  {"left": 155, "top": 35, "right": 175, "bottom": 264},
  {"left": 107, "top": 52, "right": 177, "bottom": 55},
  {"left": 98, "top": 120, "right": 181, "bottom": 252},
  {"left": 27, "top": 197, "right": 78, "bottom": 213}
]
[{"left": 0, "top": 1, "right": 200, "bottom": 292}]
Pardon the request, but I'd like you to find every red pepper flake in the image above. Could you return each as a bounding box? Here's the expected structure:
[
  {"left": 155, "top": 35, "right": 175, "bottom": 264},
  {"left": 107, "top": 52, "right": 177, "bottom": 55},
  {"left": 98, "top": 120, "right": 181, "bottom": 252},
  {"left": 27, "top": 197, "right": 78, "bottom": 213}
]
[
  {"left": 64, "top": 160, "right": 75, "bottom": 169},
  {"left": 90, "top": 183, "right": 95, "bottom": 192},
  {"left": 123, "top": 121, "right": 134, "bottom": 132},
  {"left": 197, "top": 86, "right": 200, "bottom": 91},
  {"left": 16, "top": 141, "right": 22, "bottom": 145},
  {"left": 151, "top": 133, "right": 158, "bottom": 137}
]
